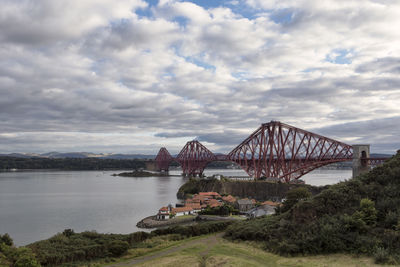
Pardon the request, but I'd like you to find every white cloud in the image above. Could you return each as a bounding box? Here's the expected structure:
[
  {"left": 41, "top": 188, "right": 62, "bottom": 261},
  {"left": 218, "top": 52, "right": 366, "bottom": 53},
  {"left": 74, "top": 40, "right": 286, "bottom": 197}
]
[
  {"left": 0, "top": 0, "right": 147, "bottom": 44},
  {"left": 0, "top": 0, "right": 399, "bottom": 154}
]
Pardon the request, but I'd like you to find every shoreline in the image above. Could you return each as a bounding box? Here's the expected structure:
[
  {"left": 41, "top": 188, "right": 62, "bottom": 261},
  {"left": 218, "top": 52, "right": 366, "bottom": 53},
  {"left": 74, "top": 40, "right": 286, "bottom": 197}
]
[
  {"left": 136, "top": 214, "right": 245, "bottom": 229},
  {"left": 136, "top": 215, "right": 197, "bottom": 228}
]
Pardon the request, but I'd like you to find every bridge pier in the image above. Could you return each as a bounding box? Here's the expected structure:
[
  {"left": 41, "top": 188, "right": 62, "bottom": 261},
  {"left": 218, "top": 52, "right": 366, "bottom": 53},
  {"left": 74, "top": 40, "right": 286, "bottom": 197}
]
[{"left": 352, "top": 144, "right": 370, "bottom": 178}]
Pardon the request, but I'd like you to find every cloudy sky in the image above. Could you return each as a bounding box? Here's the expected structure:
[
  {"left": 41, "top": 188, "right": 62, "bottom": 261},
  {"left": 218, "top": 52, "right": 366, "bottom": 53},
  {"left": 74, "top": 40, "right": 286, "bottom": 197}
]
[{"left": 0, "top": 0, "right": 399, "bottom": 155}]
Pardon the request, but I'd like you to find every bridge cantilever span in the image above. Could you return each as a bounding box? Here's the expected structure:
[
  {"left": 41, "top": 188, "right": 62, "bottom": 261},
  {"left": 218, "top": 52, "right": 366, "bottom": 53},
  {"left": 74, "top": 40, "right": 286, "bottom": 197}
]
[
  {"left": 176, "top": 140, "right": 216, "bottom": 177},
  {"left": 155, "top": 147, "right": 173, "bottom": 172},
  {"left": 227, "top": 121, "right": 353, "bottom": 182},
  {"left": 155, "top": 121, "right": 385, "bottom": 182}
]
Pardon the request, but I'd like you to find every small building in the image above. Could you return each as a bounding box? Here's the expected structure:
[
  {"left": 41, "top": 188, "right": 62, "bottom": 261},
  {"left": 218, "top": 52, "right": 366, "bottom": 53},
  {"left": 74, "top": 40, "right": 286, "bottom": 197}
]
[
  {"left": 236, "top": 199, "right": 255, "bottom": 213},
  {"left": 246, "top": 205, "right": 276, "bottom": 218},
  {"left": 199, "top": 192, "right": 221, "bottom": 199},
  {"left": 222, "top": 195, "right": 237, "bottom": 203},
  {"left": 172, "top": 206, "right": 194, "bottom": 217},
  {"left": 156, "top": 206, "right": 170, "bottom": 220},
  {"left": 185, "top": 203, "right": 202, "bottom": 213},
  {"left": 206, "top": 198, "right": 223, "bottom": 208},
  {"left": 192, "top": 194, "right": 209, "bottom": 204},
  {"left": 185, "top": 198, "right": 201, "bottom": 205}
]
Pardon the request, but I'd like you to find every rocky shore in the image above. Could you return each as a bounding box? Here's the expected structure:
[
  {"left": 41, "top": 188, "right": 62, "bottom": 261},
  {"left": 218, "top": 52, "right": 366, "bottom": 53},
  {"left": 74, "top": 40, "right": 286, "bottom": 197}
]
[
  {"left": 113, "top": 170, "right": 170, "bottom": 177},
  {"left": 136, "top": 215, "right": 197, "bottom": 228},
  {"left": 136, "top": 214, "right": 244, "bottom": 229}
]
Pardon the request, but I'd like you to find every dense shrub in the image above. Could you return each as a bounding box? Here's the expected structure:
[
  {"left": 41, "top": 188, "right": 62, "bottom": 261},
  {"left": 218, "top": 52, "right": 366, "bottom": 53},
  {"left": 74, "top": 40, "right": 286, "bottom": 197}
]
[
  {"left": 280, "top": 187, "right": 311, "bottom": 213},
  {"left": 1, "top": 235, "right": 40, "bottom": 267},
  {"left": 199, "top": 204, "right": 239, "bottom": 216},
  {"left": 108, "top": 240, "right": 129, "bottom": 257},
  {"left": 225, "top": 151, "right": 400, "bottom": 263},
  {"left": 28, "top": 231, "right": 134, "bottom": 266},
  {"left": 0, "top": 233, "right": 13, "bottom": 247},
  {"left": 151, "top": 221, "right": 233, "bottom": 237},
  {"left": 127, "top": 231, "right": 151, "bottom": 244},
  {"left": 26, "top": 221, "right": 231, "bottom": 266},
  {"left": 0, "top": 157, "right": 146, "bottom": 170}
]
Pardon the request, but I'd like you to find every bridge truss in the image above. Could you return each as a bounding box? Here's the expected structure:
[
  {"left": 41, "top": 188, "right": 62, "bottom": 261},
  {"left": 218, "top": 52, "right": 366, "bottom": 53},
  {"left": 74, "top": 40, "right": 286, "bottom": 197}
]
[
  {"left": 155, "top": 121, "right": 384, "bottom": 182},
  {"left": 227, "top": 121, "right": 353, "bottom": 182}
]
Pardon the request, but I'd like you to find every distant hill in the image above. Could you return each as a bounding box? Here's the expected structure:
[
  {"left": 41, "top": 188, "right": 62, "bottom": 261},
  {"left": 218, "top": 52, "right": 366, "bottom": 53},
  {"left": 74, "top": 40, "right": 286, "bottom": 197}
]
[
  {"left": 370, "top": 153, "right": 392, "bottom": 158},
  {"left": 0, "top": 152, "right": 393, "bottom": 161},
  {"left": 0, "top": 152, "right": 156, "bottom": 159},
  {"left": 0, "top": 153, "right": 42, "bottom": 158},
  {"left": 100, "top": 154, "right": 155, "bottom": 160}
]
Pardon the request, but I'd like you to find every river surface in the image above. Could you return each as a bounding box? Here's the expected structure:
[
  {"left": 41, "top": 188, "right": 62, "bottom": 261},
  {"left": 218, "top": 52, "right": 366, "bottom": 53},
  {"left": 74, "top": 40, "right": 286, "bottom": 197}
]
[{"left": 0, "top": 168, "right": 351, "bottom": 246}]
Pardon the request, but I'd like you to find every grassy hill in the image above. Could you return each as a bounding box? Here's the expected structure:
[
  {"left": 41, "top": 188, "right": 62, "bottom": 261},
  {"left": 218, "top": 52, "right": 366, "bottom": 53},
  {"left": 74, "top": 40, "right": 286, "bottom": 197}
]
[{"left": 225, "top": 150, "right": 400, "bottom": 264}]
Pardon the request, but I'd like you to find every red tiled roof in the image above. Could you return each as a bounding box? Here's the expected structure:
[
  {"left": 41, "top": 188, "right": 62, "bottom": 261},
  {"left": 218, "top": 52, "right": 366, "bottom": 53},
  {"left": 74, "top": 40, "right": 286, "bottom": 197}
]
[
  {"left": 222, "top": 195, "right": 236, "bottom": 203},
  {"left": 199, "top": 192, "right": 221, "bottom": 197},
  {"left": 185, "top": 199, "right": 201, "bottom": 204},
  {"left": 159, "top": 206, "right": 169, "bottom": 211},
  {"left": 185, "top": 203, "right": 202, "bottom": 210},
  {"left": 210, "top": 204, "right": 222, "bottom": 208},
  {"left": 207, "top": 199, "right": 223, "bottom": 208},
  {"left": 172, "top": 207, "right": 193, "bottom": 213}
]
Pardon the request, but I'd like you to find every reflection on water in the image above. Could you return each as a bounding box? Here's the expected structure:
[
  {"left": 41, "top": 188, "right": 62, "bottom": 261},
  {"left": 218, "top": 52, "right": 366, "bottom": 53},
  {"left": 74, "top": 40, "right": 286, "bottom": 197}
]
[
  {"left": 0, "top": 168, "right": 351, "bottom": 245},
  {"left": 0, "top": 170, "right": 186, "bottom": 246}
]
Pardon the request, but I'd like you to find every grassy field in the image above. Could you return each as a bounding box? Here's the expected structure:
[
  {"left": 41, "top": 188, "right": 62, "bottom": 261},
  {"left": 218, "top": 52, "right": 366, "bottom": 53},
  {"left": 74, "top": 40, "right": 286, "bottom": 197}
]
[{"left": 101, "top": 233, "right": 395, "bottom": 267}]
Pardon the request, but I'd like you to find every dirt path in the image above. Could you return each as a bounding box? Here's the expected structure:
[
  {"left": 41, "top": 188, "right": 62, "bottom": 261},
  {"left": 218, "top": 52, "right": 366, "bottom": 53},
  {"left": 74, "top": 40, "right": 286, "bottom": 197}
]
[{"left": 107, "top": 233, "right": 223, "bottom": 267}]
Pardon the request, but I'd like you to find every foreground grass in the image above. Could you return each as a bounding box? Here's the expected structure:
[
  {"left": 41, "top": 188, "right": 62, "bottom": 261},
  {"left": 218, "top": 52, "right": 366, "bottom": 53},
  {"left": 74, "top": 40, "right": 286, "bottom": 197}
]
[{"left": 108, "top": 234, "right": 393, "bottom": 267}]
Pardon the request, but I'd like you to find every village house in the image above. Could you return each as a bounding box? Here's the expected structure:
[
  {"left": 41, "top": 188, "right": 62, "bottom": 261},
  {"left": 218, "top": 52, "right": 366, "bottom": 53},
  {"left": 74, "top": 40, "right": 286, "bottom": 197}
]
[
  {"left": 236, "top": 198, "right": 255, "bottom": 213},
  {"left": 246, "top": 205, "right": 276, "bottom": 218},
  {"left": 171, "top": 206, "right": 193, "bottom": 217},
  {"left": 184, "top": 203, "right": 202, "bottom": 213},
  {"left": 156, "top": 192, "right": 223, "bottom": 220},
  {"left": 222, "top": 195, "right": 236, "bottom": 203},
  {"left": 156, "top": 206, "right": 170, "bottom": 220},
  {"left": 205, "top": 198, "right": 223, "bottom": 208},
  {"left": 198, "top": 192, "right": 221, "bottom": 199}
]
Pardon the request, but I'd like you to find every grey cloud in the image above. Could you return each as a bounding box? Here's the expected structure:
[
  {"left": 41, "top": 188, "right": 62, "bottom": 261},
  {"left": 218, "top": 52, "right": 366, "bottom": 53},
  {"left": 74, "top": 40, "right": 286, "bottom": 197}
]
[
  {"left": 356, "top": 57, "right": 400, "bottom": 74},
  {"left": 313, "top": 117, "right": 400, "bottom": 154},
  {"left": 0, "top": 1, "right": 399, "bottom": 154}
]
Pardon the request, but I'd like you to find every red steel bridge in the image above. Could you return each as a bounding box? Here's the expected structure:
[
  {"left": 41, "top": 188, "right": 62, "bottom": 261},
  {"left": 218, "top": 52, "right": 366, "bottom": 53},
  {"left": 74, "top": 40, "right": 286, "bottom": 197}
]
[{"left": 155, "top": 121, "right": 386, "bottom": 182}]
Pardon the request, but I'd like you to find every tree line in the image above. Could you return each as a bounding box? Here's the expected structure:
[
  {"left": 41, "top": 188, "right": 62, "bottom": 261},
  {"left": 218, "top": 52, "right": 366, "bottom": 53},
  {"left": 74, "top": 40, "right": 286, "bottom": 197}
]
[
  {"left": 225, "top": 152, "right": 400, "bottom": 264},
  {"left": 0, "top": 157, "right": 146, "bottom": 170}
]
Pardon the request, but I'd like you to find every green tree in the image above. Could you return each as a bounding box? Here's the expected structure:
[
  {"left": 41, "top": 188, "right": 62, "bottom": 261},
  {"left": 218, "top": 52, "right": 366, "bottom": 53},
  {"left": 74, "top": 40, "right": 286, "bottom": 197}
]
[
  {"left": 13, "top": 248, "right": 41, "bottom": 267},
  {"left": 0, "top": 234, "right": 13, "bottom": 247},
  {"left": 281, "top": 187, "right": 312, "bottom": 213},
  {"left": 353, "top": 198, "right": 377, "bottom": 226}
]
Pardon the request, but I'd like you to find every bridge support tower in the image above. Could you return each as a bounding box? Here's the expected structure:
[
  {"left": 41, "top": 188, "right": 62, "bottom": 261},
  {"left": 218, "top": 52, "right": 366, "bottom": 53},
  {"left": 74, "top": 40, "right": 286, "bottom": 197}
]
[{"left": 352, "top": 144, "right": 370, "bottom": 178}]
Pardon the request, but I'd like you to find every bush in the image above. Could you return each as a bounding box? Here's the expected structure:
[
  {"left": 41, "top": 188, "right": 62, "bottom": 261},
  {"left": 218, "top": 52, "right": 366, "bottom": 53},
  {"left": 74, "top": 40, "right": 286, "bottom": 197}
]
[
  {"left": 199, "top": 204, "right": 239, "bottom": 216},
  {"left": 0, "top": 233, "right": 13, "bottom": 247},
  {"left": 225, "top": 152, "right": 400, "bottom": 263},
  {"left": 374, "top": 247, "right": 391, "bottom": 264},
  {"left": 127, "top": 232, "right": 150, "bottom": 244},
  {"left": 0, "top": 243, "right": 40, "bottom": 267},
  {"left": 280, "top": 187, "right": 311, "bottom": 213},
  {"left": 151, "top": 221, "right": 233, "bottom": 237},
  {"left": 13, "top": 247, "right": 41, "bottom": 267},
  {"left": 62, "top": 229, "right": 74, "bottom": 238},
  {"left": 28, "top": 230, "right": 133, "bottom": 265},
  {"left": 108, "top": 241, "right": 129, "bottom": 257}
]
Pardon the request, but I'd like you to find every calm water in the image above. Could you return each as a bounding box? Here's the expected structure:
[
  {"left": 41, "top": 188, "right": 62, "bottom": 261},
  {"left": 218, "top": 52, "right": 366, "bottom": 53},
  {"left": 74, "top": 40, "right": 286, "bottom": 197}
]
[{"left": 0, "top": 168, "right": 351, "bottom": 246}]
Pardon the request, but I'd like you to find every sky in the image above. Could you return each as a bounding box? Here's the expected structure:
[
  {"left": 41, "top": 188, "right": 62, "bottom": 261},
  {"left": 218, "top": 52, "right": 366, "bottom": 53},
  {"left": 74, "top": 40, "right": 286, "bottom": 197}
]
[{"left": 0, "top": 0, "right": 399, "bottom": 155}]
